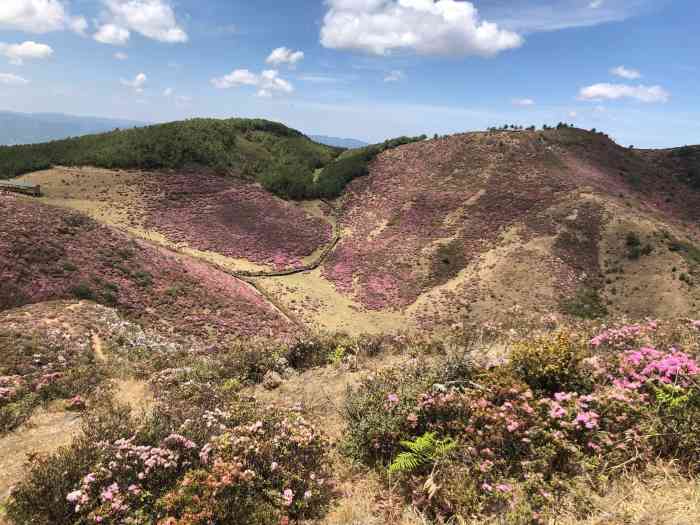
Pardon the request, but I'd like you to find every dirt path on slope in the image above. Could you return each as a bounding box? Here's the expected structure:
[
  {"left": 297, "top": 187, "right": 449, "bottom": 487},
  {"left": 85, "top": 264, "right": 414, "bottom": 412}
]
[
  {"left": 0, "top": 405, "right": 82, "bottom": 504},
  {"left": 0, "top": 333, "right": 152, "bottom": 521}
]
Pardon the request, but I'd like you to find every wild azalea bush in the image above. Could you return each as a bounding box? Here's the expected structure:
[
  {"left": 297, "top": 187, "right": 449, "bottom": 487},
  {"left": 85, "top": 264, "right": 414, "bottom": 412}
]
[
  {"left": 7, "top": 394, "right": 334, "bottom": 525},
  {"left": 343, "top": 321, "right": 700, "bottom": 523}
]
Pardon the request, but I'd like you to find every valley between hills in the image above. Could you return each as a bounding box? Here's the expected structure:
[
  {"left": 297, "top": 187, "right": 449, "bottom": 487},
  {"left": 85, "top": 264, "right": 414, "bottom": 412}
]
[{"left": 1, "top": 120, "right": 699, "bottom": 525}]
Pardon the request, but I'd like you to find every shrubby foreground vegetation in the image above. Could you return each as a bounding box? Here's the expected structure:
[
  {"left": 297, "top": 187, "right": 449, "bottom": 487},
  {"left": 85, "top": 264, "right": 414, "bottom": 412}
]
[
  {"left": 4, "top": 316, "right": 699, "bottom": 525},
  {"left": 0, "top": 118, "right": 425, "bottom": 199}
]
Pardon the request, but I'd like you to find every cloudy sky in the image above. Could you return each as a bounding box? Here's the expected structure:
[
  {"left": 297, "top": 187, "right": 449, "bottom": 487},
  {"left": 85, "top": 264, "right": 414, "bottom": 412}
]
[{"left": 0, "top": 0, "right": 697, "bottom": 147}]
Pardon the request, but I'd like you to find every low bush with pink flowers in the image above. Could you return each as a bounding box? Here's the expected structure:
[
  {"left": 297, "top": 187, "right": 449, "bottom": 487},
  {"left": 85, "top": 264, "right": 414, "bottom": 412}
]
[
  {"left": 7, "top": 390, "right": 334, "bottom": 525},
  {"left": 343, "top": 321, "right": 700, "bottom": 523}
]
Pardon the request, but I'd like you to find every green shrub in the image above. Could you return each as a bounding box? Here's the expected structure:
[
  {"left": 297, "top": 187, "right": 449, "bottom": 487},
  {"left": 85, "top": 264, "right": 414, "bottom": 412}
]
[
  {"left": 509, "top": 331, "right": 591, "bottom": 394},
  {"left": 133, "top": 270, "right": 153, "bottom": 288},
  {"left": 343, "top": 352, "right": 473, "bottom": 464},
  {"left": 560, "top": 287, "right": 608, "bottom": 319},
  {"left": 69, "top": 282, "right": 95, "bottom": 301},
  {"left": 61, "top": 261, "right": 77, "bottom": 272},
  {"left": 389, "top": 432, "right": 456, "bottom": 474}
]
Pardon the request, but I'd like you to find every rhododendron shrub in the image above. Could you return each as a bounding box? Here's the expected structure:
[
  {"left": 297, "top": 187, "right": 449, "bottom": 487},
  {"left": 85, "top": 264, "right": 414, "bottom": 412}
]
[
  {"left": 7, "top": 397, "right": 334, "bottom": 525},
  {"left": 158, "top": 413, "right": 332, "bottom": 525},
  {"left": 344, "top": 325, "right": 700, "bottom": 522}
]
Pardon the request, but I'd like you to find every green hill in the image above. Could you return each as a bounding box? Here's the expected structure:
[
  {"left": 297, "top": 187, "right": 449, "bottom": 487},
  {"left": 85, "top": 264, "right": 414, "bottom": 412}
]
[{"left": 0, "top": 117, "right": 425, "bottom": 199}]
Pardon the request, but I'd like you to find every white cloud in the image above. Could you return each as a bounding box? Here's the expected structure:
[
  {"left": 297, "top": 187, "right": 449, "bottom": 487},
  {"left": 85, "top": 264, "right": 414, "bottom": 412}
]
[
  {"left": 579, "top": 83, "right": 669, "bottom": 103},
  {"left": 0, "top": 72, "right": 29, "bottom": 85},
  {"left": 298, "top": 74, "right": 342, "bottom": 84},
  {"left": 568, "top": 111, "right": 578, "bottom": 118},
  {"left": 102, "top": 0, "right": 188, "bottom": 43},
  {"left": 384, "top": 70, "right": 405, "bottom": 82},
  {"left": 69, "top": 16, "right": 88, "bottom": 35},
  {"left": 266, "top": 47, "right": 304, "bottom": 68},
  {"left": 610, "top": 65, "right": 641, "bottom": 79},
  {"left": 212, "top": 69, "right": 258, "bottom": 87},
  {"left": 120, "top": 72, "right": 147, "bottom": 92},
  {"left": 163, "top": 87, "right": 173, "bottom": 96},
  {"left": 114, "top": 51, "right": 128, "bottom": 60},
  {"left": 0, "top": 0, "right": 87, "bottom": 34},
  {"left": 320, "top": 0, "right": 523, "bottom": 56},
  {"left": 0, "top": 41, "right": 53, "bottom": 65},
  {"left": 512, "top": 98, "right": 535, "bottom": 106},
  {"left": 486, "top": 1, "right": 649, "bottom": 33},
  {"left": 94, "top": 24, "right": 130, "bottom": 45},
  {"left": 211, "top": 69, "right": 294, "bottom": 97}
]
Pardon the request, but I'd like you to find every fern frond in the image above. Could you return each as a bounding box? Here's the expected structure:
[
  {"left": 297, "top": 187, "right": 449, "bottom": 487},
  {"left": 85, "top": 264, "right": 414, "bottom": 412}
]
[
  {"left": 389, "top": 432, "right": 457, "bottom": 474},
  {"left": 389, "top": 451, "right": 423, "bottom": 473}
]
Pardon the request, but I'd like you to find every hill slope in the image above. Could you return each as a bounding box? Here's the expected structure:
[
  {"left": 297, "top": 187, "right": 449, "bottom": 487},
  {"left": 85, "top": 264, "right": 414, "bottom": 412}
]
[
  {"left": 3, "top": 125, "right": 699, "bottom": 333},
  {"left": 0, "top": 117, "right": 425, "bottom": 200},
  {"left": 319, "top": 128, "right": 700, "bottom": 327},
  {"left": 0, "top": 194, "right": 295, "bottom": 342},
  {"left": 0, "top": 118, "right": 339, "bottom": 194}
]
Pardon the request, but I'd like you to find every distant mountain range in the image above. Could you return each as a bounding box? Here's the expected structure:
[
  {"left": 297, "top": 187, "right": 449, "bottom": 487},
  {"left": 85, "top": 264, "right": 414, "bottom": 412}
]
[
  {"left": 0, "top": 111, "right": 369, "bottom": 151},
  {"left": 0, "top": 111, "right": 146, "bottom": 146},
  {"left": 309, "top": 135, "right": 369, "bottom": 149}
]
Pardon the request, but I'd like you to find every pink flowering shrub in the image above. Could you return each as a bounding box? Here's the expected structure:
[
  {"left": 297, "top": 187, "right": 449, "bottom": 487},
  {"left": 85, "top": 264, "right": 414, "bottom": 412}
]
[
  {"left": 158, "top": 413, "right": 332, "bottom": 524},
  {"left": 344, "top": 326, "right": 700, "bottom": 522},
  {"left": 7, "top": 393, "right": 334, "bottom": 525},
  {"left": 590, "top": 319, "right": 658, "bottom": 350}
]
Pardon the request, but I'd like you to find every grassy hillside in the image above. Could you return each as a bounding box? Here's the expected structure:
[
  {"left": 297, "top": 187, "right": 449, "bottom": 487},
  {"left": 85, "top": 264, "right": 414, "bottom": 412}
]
[
  {"left": 0, "top": 117, "right": 425, "bottom": 199},
  {"left": 321, "top": 127, "right": 700, "bottom": 325},
  {"left": 0, "top": 193, "right": 294, "bottom": 342}
]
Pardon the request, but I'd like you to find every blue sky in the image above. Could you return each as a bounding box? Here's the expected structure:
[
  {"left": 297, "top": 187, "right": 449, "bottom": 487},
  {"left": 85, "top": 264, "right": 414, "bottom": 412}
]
[{"left": 0, "top": 0, "right": 697, "bottom": 147}]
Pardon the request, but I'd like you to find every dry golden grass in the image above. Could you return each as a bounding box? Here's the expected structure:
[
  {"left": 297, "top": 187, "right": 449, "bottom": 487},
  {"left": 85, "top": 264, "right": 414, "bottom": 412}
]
[
  {"left": 556, "top": 463, "right": 700, "bottom": 525},
  {"left": 258, "top": 269, "right": 409, "bottom": 336}
]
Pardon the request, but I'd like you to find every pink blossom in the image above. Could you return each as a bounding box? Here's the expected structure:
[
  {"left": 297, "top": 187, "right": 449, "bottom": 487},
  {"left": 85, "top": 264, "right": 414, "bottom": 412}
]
[
  {"left": 282, "top": 488, "right": 294, "bottom": 506},
  {"left": 66, "top": 490, "right": 82, "bottom": 503},
  {"left": 549, "top": 403, "right": 566, "bottom": 419},
  {"left": 575, "top": 411, "right": 600, "bottom": 429}
]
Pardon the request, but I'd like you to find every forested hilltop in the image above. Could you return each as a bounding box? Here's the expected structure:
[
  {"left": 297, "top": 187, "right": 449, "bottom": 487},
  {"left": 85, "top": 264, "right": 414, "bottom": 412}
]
[{"left": 0, "top": 117, "right": 424, "bottom": 199}]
